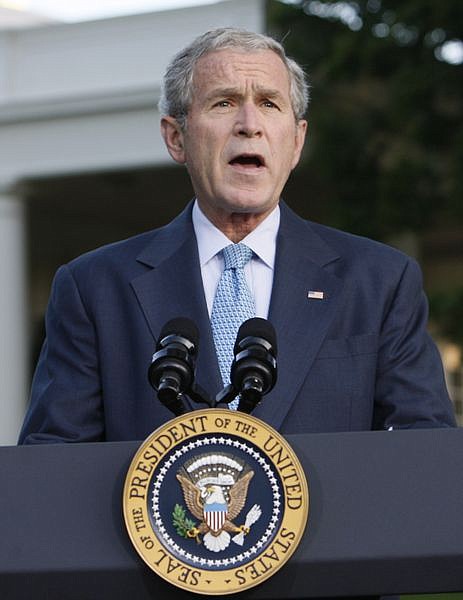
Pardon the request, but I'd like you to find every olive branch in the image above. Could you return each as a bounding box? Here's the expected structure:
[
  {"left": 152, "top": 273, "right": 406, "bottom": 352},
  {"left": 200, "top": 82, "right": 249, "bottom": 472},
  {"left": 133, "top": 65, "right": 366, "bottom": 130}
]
[{"left": 172, "top": 503, "right": 196, "bottom": 538}]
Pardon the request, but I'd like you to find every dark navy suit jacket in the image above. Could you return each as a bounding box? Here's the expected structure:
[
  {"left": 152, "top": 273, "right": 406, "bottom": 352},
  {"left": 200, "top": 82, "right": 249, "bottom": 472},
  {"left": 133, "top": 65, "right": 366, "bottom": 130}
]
[{"left": 19, "top": 202, "right": 455, "bottom": 443}]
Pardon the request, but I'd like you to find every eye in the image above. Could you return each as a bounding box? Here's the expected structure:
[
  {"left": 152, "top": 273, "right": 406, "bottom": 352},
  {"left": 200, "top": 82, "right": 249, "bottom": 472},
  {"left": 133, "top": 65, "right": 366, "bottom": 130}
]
[
  {"left": 214, "top": 100, "right": 232, "bottom": 108},
  {"left": 262, "top": 99, "right": 279, "bottom": 110}
]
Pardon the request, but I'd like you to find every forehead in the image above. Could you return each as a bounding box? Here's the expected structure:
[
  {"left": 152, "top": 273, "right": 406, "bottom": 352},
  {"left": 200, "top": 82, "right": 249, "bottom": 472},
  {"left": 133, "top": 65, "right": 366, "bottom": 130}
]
[{"left": 192, "top": 49, "right": 291, "bottom": 95}]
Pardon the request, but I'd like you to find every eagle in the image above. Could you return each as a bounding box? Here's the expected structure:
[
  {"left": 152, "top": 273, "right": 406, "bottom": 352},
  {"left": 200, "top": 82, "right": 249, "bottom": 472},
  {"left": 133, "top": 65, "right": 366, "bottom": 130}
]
[{"left": 176, "top": 466, "right": 254, "bottom": 552}]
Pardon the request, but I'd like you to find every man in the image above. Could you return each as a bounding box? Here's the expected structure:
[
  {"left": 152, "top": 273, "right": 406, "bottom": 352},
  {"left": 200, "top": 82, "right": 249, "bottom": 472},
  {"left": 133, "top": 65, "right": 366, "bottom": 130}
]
[{"left": 19, "top": 28, "right": 455, "bottom": 444}]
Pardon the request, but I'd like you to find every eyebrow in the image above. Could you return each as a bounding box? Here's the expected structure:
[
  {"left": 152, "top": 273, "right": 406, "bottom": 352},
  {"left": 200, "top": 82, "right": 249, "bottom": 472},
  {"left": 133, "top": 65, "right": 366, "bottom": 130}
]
[{"left": 205, "top": 86, "right": 287, "bottom": 103}]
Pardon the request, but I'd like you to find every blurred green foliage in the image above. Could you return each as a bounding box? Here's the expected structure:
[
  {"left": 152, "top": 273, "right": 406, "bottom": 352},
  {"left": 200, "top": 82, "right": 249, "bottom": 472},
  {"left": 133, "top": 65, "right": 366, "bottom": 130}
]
[
  {"left": 267, "top": 0, "right": 463, "bottom": 238},
  {"left": 268, "top": 0, "right": 463, "bottom": 344},
  {"left": 429, "top": 287, "right": 463, "bottom": 345}
]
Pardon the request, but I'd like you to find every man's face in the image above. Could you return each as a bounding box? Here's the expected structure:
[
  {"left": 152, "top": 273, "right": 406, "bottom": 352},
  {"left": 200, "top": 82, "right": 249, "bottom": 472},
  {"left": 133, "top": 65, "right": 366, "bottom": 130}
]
[{"left": 162, "top": 49, "right": 307, "bottom": 225}]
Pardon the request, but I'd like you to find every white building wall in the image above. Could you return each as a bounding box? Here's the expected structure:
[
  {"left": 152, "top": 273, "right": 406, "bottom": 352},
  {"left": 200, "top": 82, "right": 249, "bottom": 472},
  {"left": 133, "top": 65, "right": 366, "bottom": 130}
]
[
  {"left": 0, "top": 0, "right": 265, "bottom": 183},
  {"left": 0, "top": 0, "right": 265, "bottom": 445},
  {"left": 0, "top": 194, "right": 27, "bottom": 445}
]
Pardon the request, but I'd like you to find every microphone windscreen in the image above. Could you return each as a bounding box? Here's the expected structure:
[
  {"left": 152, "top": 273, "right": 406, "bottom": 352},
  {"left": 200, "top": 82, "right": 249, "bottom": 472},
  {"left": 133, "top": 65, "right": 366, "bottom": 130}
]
[
  {"left": 234, "top": 317, "right": 277, "bottom": 356},
  {"left": 159, "top": 317, "right": 199, "bottom": 346}
]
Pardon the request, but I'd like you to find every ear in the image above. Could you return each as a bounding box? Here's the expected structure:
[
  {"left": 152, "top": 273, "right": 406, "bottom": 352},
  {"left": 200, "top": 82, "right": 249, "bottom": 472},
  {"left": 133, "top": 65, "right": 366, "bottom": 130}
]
[
  {"left": 160, "top": 116, "right": 186, "bottom": 164},
  {"left": 290, "top": 119, "right": 308, "bottom": 170}
]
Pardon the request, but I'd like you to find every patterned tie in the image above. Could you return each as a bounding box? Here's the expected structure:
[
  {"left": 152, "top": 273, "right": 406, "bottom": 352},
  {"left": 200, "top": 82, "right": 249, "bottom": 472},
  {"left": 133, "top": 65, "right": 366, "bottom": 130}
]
[{"left": 211, "top": 243, "right": 256, "bottom": 409}]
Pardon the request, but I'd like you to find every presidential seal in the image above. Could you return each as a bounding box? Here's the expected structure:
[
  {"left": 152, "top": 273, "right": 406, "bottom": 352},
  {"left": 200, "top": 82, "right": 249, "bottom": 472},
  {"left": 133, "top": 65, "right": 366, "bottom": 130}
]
[{"left": 123, "top": 409, "right": 309, "bottom": 595}]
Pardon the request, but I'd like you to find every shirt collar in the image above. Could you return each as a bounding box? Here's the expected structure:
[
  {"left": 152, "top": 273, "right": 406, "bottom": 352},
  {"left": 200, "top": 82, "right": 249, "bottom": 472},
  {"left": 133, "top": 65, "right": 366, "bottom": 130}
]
[{"left": 192, "top": 200, "right": 280, "bottom": 269}]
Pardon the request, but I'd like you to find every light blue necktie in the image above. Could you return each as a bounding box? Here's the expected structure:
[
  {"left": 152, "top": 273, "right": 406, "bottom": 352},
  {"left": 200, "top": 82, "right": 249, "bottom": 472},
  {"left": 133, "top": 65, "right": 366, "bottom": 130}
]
[{"left": 211, "top": 243, "right": 256, "bottom": 409}]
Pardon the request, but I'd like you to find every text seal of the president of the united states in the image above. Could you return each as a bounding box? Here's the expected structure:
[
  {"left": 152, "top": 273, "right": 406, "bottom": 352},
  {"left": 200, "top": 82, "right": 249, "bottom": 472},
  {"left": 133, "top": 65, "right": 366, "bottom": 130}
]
[{"left": 123, "top": 409, "right": 309, "bottom": 595}]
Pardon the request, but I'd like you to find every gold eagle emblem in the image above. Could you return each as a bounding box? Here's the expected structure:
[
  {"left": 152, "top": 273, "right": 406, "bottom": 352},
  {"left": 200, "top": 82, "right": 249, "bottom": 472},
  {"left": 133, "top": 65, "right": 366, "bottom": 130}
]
[{"left": 176, "top": 453, "right": 261, "bottom": 552}]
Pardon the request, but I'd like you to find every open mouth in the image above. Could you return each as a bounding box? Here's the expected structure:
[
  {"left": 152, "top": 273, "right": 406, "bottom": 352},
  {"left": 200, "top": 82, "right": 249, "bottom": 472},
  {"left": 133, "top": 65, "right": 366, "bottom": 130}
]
[{"left": 229, "top": 154, "right": 265, "bottom": 168}]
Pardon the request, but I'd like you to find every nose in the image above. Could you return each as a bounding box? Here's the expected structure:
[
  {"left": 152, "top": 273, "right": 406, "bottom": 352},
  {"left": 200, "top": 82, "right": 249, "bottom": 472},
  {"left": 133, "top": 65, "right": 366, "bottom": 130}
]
[{"left": 234, "top": 102, "right": 262, "bottom": 138}]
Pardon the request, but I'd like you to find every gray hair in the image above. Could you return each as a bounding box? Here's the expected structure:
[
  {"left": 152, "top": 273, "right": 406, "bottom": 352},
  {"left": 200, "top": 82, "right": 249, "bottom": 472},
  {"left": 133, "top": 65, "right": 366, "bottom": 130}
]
[{"left": 159, "top": 27, "right": 309, "bottom": 128}]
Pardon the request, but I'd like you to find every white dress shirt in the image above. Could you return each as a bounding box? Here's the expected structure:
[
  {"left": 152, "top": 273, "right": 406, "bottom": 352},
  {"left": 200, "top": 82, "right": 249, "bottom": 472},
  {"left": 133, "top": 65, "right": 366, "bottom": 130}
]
[{"left": 192, "top": 200, "right": 279, "bottom": 319}]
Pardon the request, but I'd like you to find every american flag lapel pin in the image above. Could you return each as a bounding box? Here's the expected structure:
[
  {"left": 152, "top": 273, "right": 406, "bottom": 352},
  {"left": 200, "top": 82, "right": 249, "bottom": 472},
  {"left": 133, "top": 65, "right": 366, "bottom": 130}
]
[{"left": 307, "top": 290, "right": 324, "bottom": 300}]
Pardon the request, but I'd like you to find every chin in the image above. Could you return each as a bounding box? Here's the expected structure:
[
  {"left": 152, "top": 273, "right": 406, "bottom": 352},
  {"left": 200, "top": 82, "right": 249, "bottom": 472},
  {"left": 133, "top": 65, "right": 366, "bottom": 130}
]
[{"left": 222, "top": 193, "right": 277, "bottom": 215}]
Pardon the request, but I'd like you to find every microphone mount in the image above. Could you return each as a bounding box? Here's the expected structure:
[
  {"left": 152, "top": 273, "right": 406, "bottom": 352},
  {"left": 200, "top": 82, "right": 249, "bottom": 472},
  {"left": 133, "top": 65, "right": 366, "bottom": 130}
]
[
  {"left": 149, "top": 322, "right": 212, "bottom": 416},
  {"left": 215, "top": 319, "right": 278, "bottom": 414}
]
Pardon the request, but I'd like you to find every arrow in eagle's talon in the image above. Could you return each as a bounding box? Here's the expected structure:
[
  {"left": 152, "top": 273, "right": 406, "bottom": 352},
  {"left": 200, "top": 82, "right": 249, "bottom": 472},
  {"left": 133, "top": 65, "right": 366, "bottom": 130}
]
[{"left": 186, "top": 527, "right": 201, "bottom": 543}]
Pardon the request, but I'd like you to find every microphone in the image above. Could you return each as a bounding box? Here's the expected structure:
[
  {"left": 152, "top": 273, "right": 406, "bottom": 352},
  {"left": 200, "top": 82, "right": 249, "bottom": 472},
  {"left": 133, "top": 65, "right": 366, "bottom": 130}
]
[
  {"left": 215, "top": 317, "right": 277, "bottom": 413},
  {"left": 148, "top": 318, "right": 199, "bottom": 416},
  {"left": 232, "top": 318, "right": 277, "bottom": 413}
]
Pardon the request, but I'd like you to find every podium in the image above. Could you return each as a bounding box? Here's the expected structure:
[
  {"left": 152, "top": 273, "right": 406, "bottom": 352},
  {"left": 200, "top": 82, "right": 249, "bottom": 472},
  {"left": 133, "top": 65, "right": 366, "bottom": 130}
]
[{"left": 1, "top": 428, "right": 462, "bottom": 599}]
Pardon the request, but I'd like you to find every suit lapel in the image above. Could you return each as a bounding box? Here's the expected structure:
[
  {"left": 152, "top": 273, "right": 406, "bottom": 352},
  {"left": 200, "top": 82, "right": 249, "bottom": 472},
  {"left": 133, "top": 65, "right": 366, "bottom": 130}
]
[
  {"left": 253, "top": 203, "right": 343, "bottom": 429},
  {"left": 130, "top": 205, "right": 222, "bottom": 402}
]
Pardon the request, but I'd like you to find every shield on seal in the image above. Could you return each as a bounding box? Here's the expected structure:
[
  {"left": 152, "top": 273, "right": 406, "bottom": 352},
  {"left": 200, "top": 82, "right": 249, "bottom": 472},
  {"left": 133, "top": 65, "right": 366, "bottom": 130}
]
[{"left": 204, "top": 501, "right": 228, "bottom": 532}]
